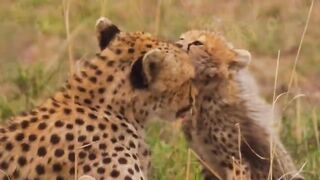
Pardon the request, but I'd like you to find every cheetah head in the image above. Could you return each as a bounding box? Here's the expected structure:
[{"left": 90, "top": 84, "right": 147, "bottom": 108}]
[
  {"left": 176, "top": 30, "right": 251, "bottom": 88},
  {"left": 95, "top": 17, "right": 197, "bottom": 122}
]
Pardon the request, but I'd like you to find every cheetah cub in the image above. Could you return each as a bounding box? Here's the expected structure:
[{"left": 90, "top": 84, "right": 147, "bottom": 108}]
[{"left": 176, "top": 30, "right": 303, "bottom": 180}]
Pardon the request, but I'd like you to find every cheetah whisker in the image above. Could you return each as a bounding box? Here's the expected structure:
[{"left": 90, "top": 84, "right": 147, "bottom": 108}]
[
  {"left": 189, "top": 149, "right": 223, "bottom": 180},
  {"left": 0, "top": 169, "right": 10, "bottom": 180},
  {"left": 272, "top": 92, "right": 288, "bottom": 107},
  {"left": 282, "top": 94, "right": 306, "bottom": 112},
  {"left": 241, "top": 133, "right": 268, "bottom": 160},
  {"left": 277, "top": 161, "right": 307, "bottom": 180},
  {"left": 76, "top": 140, "right": 100, "bottom": 150}
]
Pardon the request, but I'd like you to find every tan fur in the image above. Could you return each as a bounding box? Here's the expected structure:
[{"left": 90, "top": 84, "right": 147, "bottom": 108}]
[{"left": 177, "top": 30, "right": 303, "bottom": 180}]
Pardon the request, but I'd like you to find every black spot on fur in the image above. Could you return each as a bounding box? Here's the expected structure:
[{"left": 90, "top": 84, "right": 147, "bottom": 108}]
[
  {"left": 63, "top": 108, "right": 72, "bottom": 115},
  {"left": 75, "top": 118, "right": 84, "bottom": 125},
  {"left": 66, "top": 123, "right": 73, "bottom": 129},
  {"left": 110, "top": 169, "right": 120, "bottom": 178},
  {"left": 106, "top": 75, "right": 114, "bottom": 82},
  {"left": 54, "top": 149, "right": 64, "bottom": 157},
  {"left": 107, "top": 60, "right": 115, "bottom": 67},
  {"left": 115, "top": 49, "right": 122, "bottom": 54},
  {"left": 56, "top": 176, "right": 64, "bottom": 180},
  {"left": 134, "top": 164, "right": 140, "bottom": 172},
  {"left": 111, "top": 123, "right": 118, "bottom": 132},
  {"left": 98, "top": 87, "right": 106, "bottom": 94},
  {"left": 29, "top": 134, "right": 37, "bottom": 142},
  {"left": 36, "top": 164, "right": 45, "bottom": 175},
  {"left": 18, "top": 156, "right": 27, "bottom": 166},
  {"left": 68, "top": 152, "right": 75, "bottom": 162},
  {"left": 37, "top": 122, "right": 47, "bottom": 130},
  {"left": 88, "top": 153, "right": 96, "bottom": 160},
  {"left": 78, "top": 135, "right": 86, "bottom": 142},
  {"left": 84, "top": 98, "right": 92, "bottom": 105},
  {"left": 0, "top": 161, "right": 8, "bottom": 170},
  {"left": 54, "top": 120, "right": 64, "bottom": 128},
  {"left": 50, "top": 134, "right": 60, "bottom": 144},
  {"left": 97, "top": 167, "right": 105, "bottom": 174},
  {"left": 13, "top": 169, "right": 20, "bottom": 178},
  {"left": 77, "top": 86, "right": 86, "bottom": 92},
  {"left": 99, "top": 143, "right": 107, "bottom": 150},
  {"left": 118, "top": 157, "right": 127, "bottom": 164},
  {"left": 89, "top": 76, "right": 97, "bottom": 83},
  {"left": 15, "top": 133, "right": 24, "bottom": 141},
  {"left": 5, "top": 143, "right": 13, "bottom": 151},
  {"left": 21, "top": 143, "right": 30, "bottom": 152},
  {"left": 98, "top": 123, "right": 106, "bottom": 130},
  {"left": 88, "top": 113, "right": 97, "bottom": 120},
  {"left": 76, "top": 107, "right": 85, "bottom": 113},
  {"left": 20, "top": 120, "right": 29, "bottom": 129},
  {"left": 128, "top": 48, "right": 135, "bottom": 53},
  {"left": 128, "top": 168, "right": 134, "bottom": 175},
  {"left": 37, "top": 147, "right": 47, "bottom": 157},
  {"left": 65, "top": 133, "right": 74, "bottom": 141},
  {"left": 86, "top": 125, "right": 95, "bottom": 132},
  {"left": 52, "top": 163, "right": 62, "bottom": 172},
  {"left": 83, "top": 164, "right": 91, "bottom": 173},
  {"left": 69, "top": 167, "right": 75, "bottom": 175},
  {"left": 103, "top": 157, "right": 111, "bottom": 164}
]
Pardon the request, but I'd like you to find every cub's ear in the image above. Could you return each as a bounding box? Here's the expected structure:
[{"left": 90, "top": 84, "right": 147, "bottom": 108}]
[
  {"left": 130, "top": 49, "right": 165, "bottom": 90},
  {"left": 229, "top": 49, "right": 251, "bottom": 71},
  {"left": 95, "top": 17, "right": 120, "bottom": 50}
]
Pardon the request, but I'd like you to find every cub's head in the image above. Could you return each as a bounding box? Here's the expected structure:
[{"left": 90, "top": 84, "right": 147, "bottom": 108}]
[
  {"left": 95, "top": 17, "right": 197, "bottom": 121},
  {"left": 176, "top": 30, "right": 251, "bottom": 89}
]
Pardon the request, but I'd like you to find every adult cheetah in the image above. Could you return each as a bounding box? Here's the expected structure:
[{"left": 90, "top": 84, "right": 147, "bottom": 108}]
[
  {"left": 176, "top": 30, "right": 303, "bottom": 180},
  {"left": 0, "top": 18, "right": 196, "bottom": 180}
]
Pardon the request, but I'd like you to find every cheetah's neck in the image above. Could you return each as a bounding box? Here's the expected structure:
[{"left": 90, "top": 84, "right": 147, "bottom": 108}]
[{"left": 49, "top": 54, "right": 146, "bottom": 131}]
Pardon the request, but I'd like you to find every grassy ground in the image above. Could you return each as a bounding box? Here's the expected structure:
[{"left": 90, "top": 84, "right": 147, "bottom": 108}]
[{"left": 0, "top": 0, "right": 319, "bottom": 179}]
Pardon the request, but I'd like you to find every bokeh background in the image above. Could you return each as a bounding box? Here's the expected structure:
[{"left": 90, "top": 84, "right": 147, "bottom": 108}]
[{"left": 0, "top": 0, "right": 319, "bottom": 179}]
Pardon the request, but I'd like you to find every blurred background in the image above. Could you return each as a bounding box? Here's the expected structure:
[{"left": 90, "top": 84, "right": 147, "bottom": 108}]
[{"left": 0, "top": 0, "right": 319, "bottom": 179}]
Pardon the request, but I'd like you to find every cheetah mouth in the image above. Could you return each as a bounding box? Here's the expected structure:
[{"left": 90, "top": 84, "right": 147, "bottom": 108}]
[{"left": 176, "top": 105, "right": 192, "bottom": 119}]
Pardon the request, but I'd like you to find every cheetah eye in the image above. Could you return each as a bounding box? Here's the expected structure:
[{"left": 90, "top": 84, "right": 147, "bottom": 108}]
[{"left": 192, "top": 40, "right": 204, "bottom": 46}]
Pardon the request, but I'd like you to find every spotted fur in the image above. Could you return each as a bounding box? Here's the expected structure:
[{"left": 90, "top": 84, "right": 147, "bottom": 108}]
[
  {"left": 176, "top": 30, "right": 303, "bottom": 180},
  {"left": 0, "top": 17, "right": 196, "bottom": 180}
]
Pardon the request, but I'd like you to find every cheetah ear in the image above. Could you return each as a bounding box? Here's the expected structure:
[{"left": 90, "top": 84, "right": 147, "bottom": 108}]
[
  {"left": 130, "top": 49, "right": 165, "bottom": 90},
  {"left": 229, "top": 49, "right": 251, "bottom": 71},
  {"left": 141, "top": 49, "right": 165, "bottom": 85},
  {"left": 96, "top": 17, "right": 120, "bottom": 50},
  {"left": 130, "top": 56, "right": 149, "bottom": 89}
]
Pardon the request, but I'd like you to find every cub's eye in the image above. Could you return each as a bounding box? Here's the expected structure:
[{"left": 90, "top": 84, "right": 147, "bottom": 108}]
[
  {"left": 187, "top": 40, "right": 204, "bottom": 51},
  {"left": 192, "top": 40, "right": 204, "bottom": 46}
]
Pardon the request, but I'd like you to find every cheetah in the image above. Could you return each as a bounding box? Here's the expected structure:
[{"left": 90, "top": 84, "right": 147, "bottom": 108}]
[
  {"left": 175, "top": 30, "right": 303, "bottom": 180},
  {"left": 0, "top": 17, "right": 196, "bottom": 180}
]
